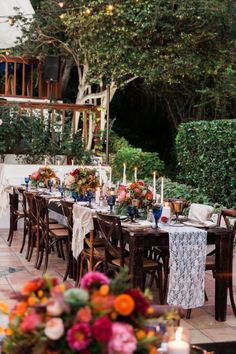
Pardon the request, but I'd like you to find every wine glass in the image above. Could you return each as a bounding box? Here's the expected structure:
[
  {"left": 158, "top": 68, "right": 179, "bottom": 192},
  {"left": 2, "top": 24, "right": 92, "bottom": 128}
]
[
  {"left": 71, "top": 191, "right": 78, "bottom": 202},
  {"left": 48, "top": 179, "right": 53, "bottom": 193},
  {"left": 24, "top": 177, "right": 30, "bottom": 191},
  {"left": 107, "top": 195, "right": 116, "bottom": 214},
  {"left": 152, "top": 204, "right": 163, "bottom": 228},
  {"left": 128, "top": 205, "right": 136, "bottom": 222},
  {"left": 172, "top": 200, "right": 185, "bottom": 224},
  {"left": 58, "top": 185, "right": 64, "bottom": 198}
]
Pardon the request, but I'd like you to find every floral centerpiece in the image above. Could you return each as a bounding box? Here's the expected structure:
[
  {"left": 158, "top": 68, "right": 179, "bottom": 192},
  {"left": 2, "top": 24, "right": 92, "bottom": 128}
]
[
  {"left": 64, "top": 168, "right": 99, "bottom": 195},
  {"left": 0, "top": 270, "right": 180, "bottom": 354},
  {"left": 30, "top": 166, "right": 58, "bottom": 187},
  {"left": 116, "top": 181, "right": 154, "bottom": 214}
]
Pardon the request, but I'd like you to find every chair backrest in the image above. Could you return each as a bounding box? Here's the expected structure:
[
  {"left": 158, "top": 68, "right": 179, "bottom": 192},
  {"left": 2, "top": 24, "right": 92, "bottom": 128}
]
[
  {"left": 217, "top": 209, "right": 236, "bottom": 231},
  {"left": 34, "top": 195, "right": 50, "bottom": 235},
  {"left": 95, "top": 212, "right": 125, "bottom": 267},
  {"left": 23, "top": 191, "right": 37, "bottom": 225},
  {"left": 61, "top": 200, "right": 73, "bottom": 235}
]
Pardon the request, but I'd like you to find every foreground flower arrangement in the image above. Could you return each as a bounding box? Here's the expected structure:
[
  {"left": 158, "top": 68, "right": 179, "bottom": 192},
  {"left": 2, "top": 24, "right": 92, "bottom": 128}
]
[
  {"left": 30, "top": 166, "right": 58, "bottom": 187},
  {"left": 0, "top": 270, "right": 178, "bottom": 354},
  {"left": 64, "top": 168, "right": 99, "bottom": 194}
]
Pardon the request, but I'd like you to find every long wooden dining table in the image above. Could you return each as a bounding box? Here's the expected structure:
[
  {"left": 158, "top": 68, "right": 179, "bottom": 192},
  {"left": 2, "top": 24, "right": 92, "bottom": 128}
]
[{"left": 122, "top": 226, "right": 234, "bottom": 322}]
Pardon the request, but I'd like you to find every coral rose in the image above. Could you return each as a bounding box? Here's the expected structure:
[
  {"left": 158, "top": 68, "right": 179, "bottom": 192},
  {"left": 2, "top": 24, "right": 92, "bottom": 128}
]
[
  {"left": 20, "top": 312, "right": 41, "bottom": 332},
  {"left": 76, "top": 306, "right": 92, "bottom": 323},
  {"left": 114, "top": 294, "right": 135, "bottom": 316},
  {"left": 44, "top": 318, "right": 64, "bottom": 340}
]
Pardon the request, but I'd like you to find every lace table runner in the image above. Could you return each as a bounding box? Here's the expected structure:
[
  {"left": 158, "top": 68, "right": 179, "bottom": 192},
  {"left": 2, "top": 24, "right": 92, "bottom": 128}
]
[{"left": 163, "top": 225, "right": 207, "bottom": 309}]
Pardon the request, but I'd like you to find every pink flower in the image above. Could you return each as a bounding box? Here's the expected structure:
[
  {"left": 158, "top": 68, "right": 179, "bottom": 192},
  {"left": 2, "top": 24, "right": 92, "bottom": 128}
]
[
  {"left": 20, "top": 312, "right": 41, "bottom": 332},
  {"left": 108, "top": 322, "right": 137, "bottom": 354},
  {"left": 76, "top": 306, "right": 92, "bottom": 323},
  {"left": 44, "top": 318, "right": 64, "bottom": 340},
  {"left": 92, "top": 315, "right": 112, "bottom": 342},
  {"left": 67, "top": 323, "right": 91, "bottom": 351},
  {"left": 46, "top": 300, "right": 63, "bottom": 316},
  {"left": 117, "top": 190, "right": 127, "bottom": 202},
  {"left": 65, "top": 174, "right": 76, "bottom": 187},
  {"left": 80, "top": 272, "right": 109, "bottom": 291},
  {"left": 31, "top": 171, "right": 40, "bottom": 181}
]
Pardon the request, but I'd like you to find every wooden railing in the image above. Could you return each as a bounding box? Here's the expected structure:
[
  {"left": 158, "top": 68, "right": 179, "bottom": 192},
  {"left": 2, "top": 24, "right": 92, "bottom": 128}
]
[{"left": 0, "top": 100, "right": 101, "bottom": 150}]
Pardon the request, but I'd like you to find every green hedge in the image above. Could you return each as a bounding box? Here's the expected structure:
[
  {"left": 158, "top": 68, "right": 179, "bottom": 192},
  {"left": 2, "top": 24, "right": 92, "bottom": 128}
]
[{"left": 176, "top": 120, "right": 236, "bottom": 208}]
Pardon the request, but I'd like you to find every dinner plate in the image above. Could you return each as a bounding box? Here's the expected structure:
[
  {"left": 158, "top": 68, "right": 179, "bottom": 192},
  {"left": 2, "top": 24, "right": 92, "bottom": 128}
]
[{"left": 183, "top": 221, "right": 206, "bottom": 228}]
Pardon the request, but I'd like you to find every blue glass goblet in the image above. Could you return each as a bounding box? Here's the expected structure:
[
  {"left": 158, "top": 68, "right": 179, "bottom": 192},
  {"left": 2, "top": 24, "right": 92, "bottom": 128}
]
[
  {"left": 128, "top": 205, "right": 137, "bottom": 222},
  {"left": 24, "top": 177, "right": 30, "bottom": 191},
  {"left": 48, "top": 179, "right": 53, "bottom": 193},
  {"left": 152, "top": 204, "right": 163, "bottom": 228},
  {"left": 107, "top": 195, "right": 116, "bottom": 214},
  {"left": 71, "top": 191, "right": 78, "bottom": 202},
  {"left": 58, "top": 185, "right": 64, "bottom": 198}
]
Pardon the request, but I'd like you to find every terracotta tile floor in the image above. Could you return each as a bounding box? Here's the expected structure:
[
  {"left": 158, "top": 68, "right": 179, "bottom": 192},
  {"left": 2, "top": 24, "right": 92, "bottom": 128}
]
[{"left": 0, "top": 228, "right": 236, "bottom": 345}]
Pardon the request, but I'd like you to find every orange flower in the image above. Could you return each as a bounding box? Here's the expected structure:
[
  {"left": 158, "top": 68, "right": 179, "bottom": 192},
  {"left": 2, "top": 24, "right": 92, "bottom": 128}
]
[
  {"left": 99, "top": 284, "right": 109, "bottom": 296},
  {"left": 114, "top": 294, "right": 135, "bottom": 316},
  {"left": 91, "top": 292, "right": 115, "bottom": 313},
  {"left": 147, "top": 330, "right": 155, "bottom": 338},
  {"left": 5, "top": 328, "right": 13, "bottom": 336},
  {"left": 149, "top": 347, "right": 157, "bottom": 354},
  {"left": 15, "top": 302, "right": 27, "bottom": 316},
  {"left": 0, "top": 303, "right": 8, "bottom": 314},
  {"left": 146, "top": 306, "right": 154, "bottom": 315},
  {"left": 28, "top": 296, "right": 36, "bottom": 306},
  {"left": 22, "top": 281, "right": 38, "bottom": 294},
  {"left": 136, "top": 330, "right": 146, "bottom": 339},
  {"left": 37, "top": 290, "right": 44, "bottom": 298}
]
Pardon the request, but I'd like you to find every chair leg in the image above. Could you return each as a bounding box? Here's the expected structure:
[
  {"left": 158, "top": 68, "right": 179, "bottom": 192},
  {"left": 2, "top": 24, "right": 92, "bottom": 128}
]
[
  {"left": 42, "top": 243, "right": 50, "bottom": 275},
  {"left": 20, "top": 221, "right": 28, "bottom": 253},
  {"left": 59, "top": 240, "right": 65, "bottom": 260},
  {"left": 36, "top": 242, "right": 44, "bottom": 270},
  {"left": 229, "top": 276, "right": 236, "bottom": 317},
  {"left": 8, "top": 217, "right": 18, "bottom": 246},
  {"left": 186, "top": 309, "right": 192, "bottom": 319}
]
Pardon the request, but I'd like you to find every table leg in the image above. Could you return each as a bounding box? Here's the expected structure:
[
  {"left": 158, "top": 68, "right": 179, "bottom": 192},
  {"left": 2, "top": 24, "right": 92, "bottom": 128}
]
[
  {"left": 129, "top": 235, "right": 145, "bottom": 288},
  {"left": 13, "top": 192, "right": 19, "bottom": 231},
  {"left": 214, "top": 232, "right": 232, "bottom": 321}
]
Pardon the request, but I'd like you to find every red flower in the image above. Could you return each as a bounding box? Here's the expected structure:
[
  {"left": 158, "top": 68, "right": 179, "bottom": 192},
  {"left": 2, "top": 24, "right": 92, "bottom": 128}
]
[
  {"left": 137, "top": 180, "right": 145, "bottom": 187},
  {"left": 70, "top": 168, "right": 80, "bottom": 177},
  {"left": 130, "top": 183, "right": 137, "bottom": 189},
  {"left": 92, "top": 315, "right": 112, "bottom": 342},
  {"left": 126, "top": 289, "right": 150, "bottom": 315},
  {"left": 161, "top": 216, "right": 168, "bottom": 223}
]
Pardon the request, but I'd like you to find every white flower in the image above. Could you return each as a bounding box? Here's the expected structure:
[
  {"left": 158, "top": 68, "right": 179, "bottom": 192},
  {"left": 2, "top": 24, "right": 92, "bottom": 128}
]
[
  {"left": 44, "top": 318, "right": 64, "bottom": 340},
  {"left": 46, "top": 300, "right": 63, "bottom": 316}
]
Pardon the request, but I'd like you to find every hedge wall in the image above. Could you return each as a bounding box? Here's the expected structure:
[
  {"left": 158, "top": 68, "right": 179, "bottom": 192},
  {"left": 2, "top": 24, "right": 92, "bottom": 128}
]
[{"left": 176, "top": 120, "right": 236, "bottom": 208}]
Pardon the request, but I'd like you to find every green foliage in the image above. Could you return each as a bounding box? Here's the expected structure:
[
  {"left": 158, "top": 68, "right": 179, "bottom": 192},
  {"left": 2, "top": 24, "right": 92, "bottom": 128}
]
[
  {"left": 176, "top": 120, "right": 236, "bottom": 208},
  {"left": 0, "top": 105, "right": 90, "bottom": 164},
  {"left": 110, "top": 133, "right": 164, "bottom": 181}
]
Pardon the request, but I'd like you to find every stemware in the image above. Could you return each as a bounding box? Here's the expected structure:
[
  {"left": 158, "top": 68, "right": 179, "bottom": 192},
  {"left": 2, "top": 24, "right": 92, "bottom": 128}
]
[
  {"left": 152, "top": 204, "right": 163, "bottom": 228},
  {"left": 71, "top": 191, "right": 78, "bottom": 202},
  {"left": 48, "top": 179, "right": 53, "bottom": 193},
  {"left": 58, "top": 185, "right": 64, "bottom": 198},
  {"left": 128, "top": 205, "right": 136, "bottom": 222},
  {"left": 107, "top": 195, "right": 116, "bottom": 214},
  {"left": 172, "top": 200, "right": 185, "bottom": 224},
  {"left": 24, "top": 177, "right": 30, "bottom": 191}
]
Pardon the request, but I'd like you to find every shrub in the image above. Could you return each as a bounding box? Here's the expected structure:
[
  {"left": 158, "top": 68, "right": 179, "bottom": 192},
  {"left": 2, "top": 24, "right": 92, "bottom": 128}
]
[
  {"left": 176, "top": 120, "right": 236, "bottom": 208},
  {"left": 110, "top": 133, "right": 165, "bottom": 181}
]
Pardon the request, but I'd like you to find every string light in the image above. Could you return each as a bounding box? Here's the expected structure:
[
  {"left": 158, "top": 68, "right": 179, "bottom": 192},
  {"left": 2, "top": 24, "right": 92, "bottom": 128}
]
[
  {"left": 85, "top": 8, "right": 91, "bottom": 15},
  {"left": 58, "top": 2, "right": 64, "bottom": 8},
  {"left": 106, "top": 4, "right": 114, "bottom": 15},
  {"left": 59, "top": 13, "right": 65, "bottom": 19},
  {"left": 7, "top": 16, "right": 14, "bottom": 26}
]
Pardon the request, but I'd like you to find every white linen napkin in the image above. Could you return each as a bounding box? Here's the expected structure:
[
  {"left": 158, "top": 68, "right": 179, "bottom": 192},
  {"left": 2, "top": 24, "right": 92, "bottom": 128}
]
[
  {"left": 72, "top": 204, "right": 94, "bottom": 259},
  {"left": 188, "top": 203, "right": 214, "bottom": 223}
]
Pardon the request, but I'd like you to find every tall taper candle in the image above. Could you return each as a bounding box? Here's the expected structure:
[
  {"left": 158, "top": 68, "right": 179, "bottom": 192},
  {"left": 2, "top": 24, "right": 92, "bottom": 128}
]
[
  {"left": 134, "top": 167, "right": 137, "bottom": 182},
  {"left": 122, "top": 163, "right": 127, "bottom": 185},
  {"left": 161, "top": 177, "right": 164, "bottom": 204},
  {"left": 153, "top": 171, "right": 156, "bottom": 201}
]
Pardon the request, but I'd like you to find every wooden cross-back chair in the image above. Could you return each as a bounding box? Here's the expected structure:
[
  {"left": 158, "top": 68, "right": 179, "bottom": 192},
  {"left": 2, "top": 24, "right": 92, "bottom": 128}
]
[
  {"left": 95, "top": 212, "right": 164, "bottom": 302},
  {"left": 34, "top": 195, "right": 69, "bottom": 275}
]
